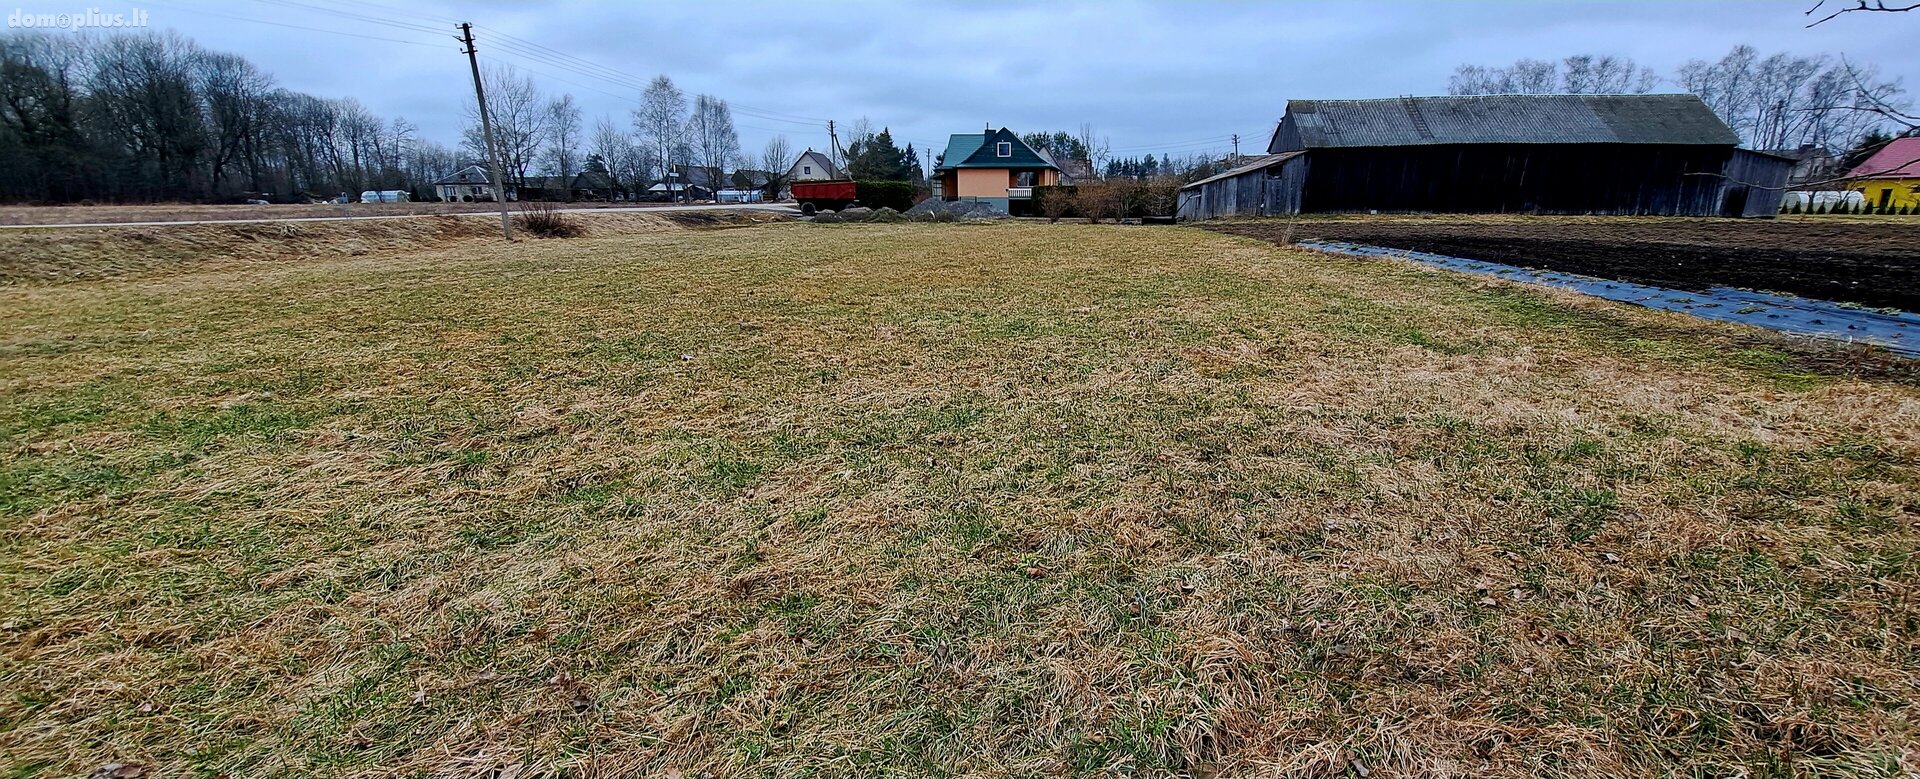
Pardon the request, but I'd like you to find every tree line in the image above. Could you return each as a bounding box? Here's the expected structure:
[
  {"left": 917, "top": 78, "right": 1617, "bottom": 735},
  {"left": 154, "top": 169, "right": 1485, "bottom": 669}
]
[
  {"left": 1018, "top": 126, "right": 1232, "bottom": 184},
  {"left": 1449, "top": 46, "right": 1914, "bottom": 156},
  {"left": 0, "top": 30, "right": 823, "bottom": 204},
  {"left": 0, "top": 30, "right": 463, "bottom": 203}
]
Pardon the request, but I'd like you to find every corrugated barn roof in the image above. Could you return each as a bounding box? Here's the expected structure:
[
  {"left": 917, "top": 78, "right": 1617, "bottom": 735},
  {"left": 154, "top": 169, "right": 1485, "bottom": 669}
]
[
  {"left": 1178, "top": 152, "right": 1303, "bottom": 191},
  {"left": 1280, "top": 94, "right": 1739, "bottom": 148}
]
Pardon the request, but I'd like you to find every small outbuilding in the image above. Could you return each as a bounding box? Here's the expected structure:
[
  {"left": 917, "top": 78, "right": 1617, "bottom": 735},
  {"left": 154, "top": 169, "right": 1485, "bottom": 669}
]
[{"left": 1180, "top": 94, "right": 1790, "bottom": 220}]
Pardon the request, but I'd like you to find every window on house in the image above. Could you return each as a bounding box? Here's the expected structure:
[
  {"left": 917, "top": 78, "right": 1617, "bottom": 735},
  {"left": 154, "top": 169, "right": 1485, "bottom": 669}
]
[
  {"left": 1014, "top": 171, "right": 1036, "bottom": 187},
  {"left": 996, "top": 141, "right": 1012, "bottom": 158},
  {"left": 803, "top": 166, "right": 811, "bottom": 175}
]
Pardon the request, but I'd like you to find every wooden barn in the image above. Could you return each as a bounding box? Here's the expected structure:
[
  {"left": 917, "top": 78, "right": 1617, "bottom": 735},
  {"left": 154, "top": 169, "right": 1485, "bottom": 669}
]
[{"left": 1179, "top": 94, "right": 1791, "bottom": 220}]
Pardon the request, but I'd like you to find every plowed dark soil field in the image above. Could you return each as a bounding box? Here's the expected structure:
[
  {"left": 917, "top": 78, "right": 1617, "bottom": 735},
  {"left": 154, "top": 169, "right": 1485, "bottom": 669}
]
[{"left": 1206, "top": 218, "right": 1920, "bottom": 312}]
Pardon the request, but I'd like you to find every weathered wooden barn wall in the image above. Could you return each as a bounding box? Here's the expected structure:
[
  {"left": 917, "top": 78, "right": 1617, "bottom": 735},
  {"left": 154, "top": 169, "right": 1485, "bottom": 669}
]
[
  {"left": 1263, "top": 155, "right": 1308, "bottom": 215},
  {"left": 1720, "top": 149, "right": 1793, "bottom": 218},
  {"left": 1177, "top": 155, "right": 1306, "bottom": 221},
  {"left": 1292, "top": 144, "right": 1735, "bottom": 216}
]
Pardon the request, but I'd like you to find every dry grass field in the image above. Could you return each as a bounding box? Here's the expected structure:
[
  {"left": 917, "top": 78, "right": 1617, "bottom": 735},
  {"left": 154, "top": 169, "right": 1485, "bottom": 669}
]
[{"left": 2, "top": 220, "right": 1917, "bottom": 778}]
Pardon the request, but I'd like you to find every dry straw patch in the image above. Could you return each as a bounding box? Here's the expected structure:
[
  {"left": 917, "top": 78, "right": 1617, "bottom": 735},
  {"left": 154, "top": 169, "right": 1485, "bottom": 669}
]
[{"left": 1, "top": 222, "right": 1916, "bottom": 778}]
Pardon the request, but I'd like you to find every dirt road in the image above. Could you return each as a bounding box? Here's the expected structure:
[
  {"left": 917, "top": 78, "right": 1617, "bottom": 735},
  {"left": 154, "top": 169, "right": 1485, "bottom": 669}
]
[{"left": 0, "top": 202, "right": 798, "bottom": 230}]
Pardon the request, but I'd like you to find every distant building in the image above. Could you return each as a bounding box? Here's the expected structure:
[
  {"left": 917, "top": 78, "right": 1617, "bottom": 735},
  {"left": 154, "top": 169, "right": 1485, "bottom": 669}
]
[
  {"left": 730, "top": 168, "right": 773, "bottom": 193},
  {"left": 1844, "top": 136, "right": 1920, "bottom": 211},
  {"left": 1179, "top": 94, "right": 1790, "bottom": 220},
  {"left": 570, "top": 170, "right": 617, "bottom": 201},
  {"left": 517, "top": 175, "right": 572, "bottom": 201},
  {"left": 433, "top": 164, "right": 512, "bottom": 202},
  {"left": 646, "top": 182, "right": 711, "bottom": 201},
  {"left": 787, "top": 149, "right": 839, "bottom": 185},
  {"left": 934, "top": 127, "right": 1062, "bottom": 214},
  {"left": 1760, "top": 144, "right": 1842, "bottom": 187},
  {"left": 1048, "top": 153, "right": 1095, "bottom": 184}
]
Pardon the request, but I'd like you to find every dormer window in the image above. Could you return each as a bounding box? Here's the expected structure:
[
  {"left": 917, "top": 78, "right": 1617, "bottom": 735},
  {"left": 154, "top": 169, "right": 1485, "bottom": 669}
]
[{"left": 996, "top": 141, "right": 1012, "bottom": 157}]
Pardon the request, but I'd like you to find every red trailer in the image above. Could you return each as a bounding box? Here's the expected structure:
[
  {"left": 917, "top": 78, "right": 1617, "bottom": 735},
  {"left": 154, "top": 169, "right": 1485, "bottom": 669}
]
[{"left": 791, "top": 180, "right": 857, "bottom": 215}]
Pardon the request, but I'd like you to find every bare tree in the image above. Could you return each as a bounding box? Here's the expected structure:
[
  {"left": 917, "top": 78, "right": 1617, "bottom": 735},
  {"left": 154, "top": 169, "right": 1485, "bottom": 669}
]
[
  {"left": 1076, "top": 122, "right": 1110, "bottom": 180},
  {"left": 688, "top": 94, "right": 740, "bottom": 196},
  {"left": 543, "top": 94, "right": 581, "bottom": 181},
  {"left": 590, "top": 114, "right": 649, "bottom": 199},
  {"left": 633, "top": 75, "right": 686, "bottom": 201},
  {"left": 1806, "top": 0, "right": 1918, "bottom": 26},
  {"left": 461, "top": 64, "right": 547, "bottom": 184},
  {"left": 1561, "top": 55, "right": 1657, "bottom": 94},
  {"left": 1678, "top": 45, "right": 1909, "bottom": 150},
  {"left": 194, "top": 51, "right": 272, "bottom": 195},
  {"left": 1450, "top": 55, "right": 1653, "bottom": 95},
  {"left": 1833, "top": 58, "right": 1919, "bottom": 132},
  {"left": 759, "top": 135, "right": 793, "bottom": 198},
  {"left": 90, "top": 32, "right": 208, "bottom": 199}
]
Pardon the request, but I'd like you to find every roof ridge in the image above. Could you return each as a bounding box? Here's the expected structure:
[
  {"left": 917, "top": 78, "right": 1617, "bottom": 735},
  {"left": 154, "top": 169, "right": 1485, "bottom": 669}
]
[{"left": 1295, "top": 93, "right": 1702, "bottom": 102}]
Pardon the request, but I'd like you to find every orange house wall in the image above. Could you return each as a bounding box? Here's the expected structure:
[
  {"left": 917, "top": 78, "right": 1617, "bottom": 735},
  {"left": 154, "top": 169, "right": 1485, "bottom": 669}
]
[
  {"left": 955, "top": 169, "right": 1010, "bottom": 198},
  {"left": 952, "top": 168, "right": 1059, "bottom": 197}
]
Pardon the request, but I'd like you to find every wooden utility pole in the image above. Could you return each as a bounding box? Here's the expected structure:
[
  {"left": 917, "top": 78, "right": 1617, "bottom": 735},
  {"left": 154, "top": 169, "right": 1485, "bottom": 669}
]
[
  {"left": 826, "top": 120, "right": 844, "bottom": 175},
  {"left": 458, "top": 22, "right": 512, "bottom": 240},
  {"left": 1231, "top": 134, "right": 1240, "bottom": 165}
]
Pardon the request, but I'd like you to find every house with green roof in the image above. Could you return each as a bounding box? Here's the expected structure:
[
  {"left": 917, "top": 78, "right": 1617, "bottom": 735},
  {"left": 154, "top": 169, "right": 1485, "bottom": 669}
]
[{"left": 935, "top": 127, "right": 1062, "bottom": 214}]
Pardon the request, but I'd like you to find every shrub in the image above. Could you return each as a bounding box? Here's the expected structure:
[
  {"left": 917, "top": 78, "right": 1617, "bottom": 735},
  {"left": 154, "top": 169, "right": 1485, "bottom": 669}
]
[
  {"left": 515, "top": 200, "right": 583, "bottom": 238},
  {"left": 1035, "top": 185, "right": 1078, "bottom": 222},
  {"left": 1075, "top": 181, "right": 1128, "bottom": 223},
  {"left": 1124, "top": 178, "right": 1181, "bottom": 218},
  {"left": 866, "top": 207, "right": 905, "bottom": 223}
]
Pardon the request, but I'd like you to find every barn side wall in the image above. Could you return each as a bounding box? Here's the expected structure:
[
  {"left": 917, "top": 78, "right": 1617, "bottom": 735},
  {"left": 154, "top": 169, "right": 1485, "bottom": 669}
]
[
  {"left": 1264, "top": 155, "right": 1307, "bottom": 215},
  {"left": 1721, "top": 150, "right": 1792, "bottom": 218},
  {"left": 1178, "top": 157, "right": 1309, "bottom": 221},
  {"left": 1297, "top": 144, "right": 1736, "bottom": 216}
]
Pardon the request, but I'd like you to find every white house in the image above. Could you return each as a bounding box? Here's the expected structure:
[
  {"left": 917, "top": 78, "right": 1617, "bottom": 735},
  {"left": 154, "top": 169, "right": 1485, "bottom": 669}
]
[
  {"left": 786, "top": 149, "right": 839, "bottom": 184},
  {"left": 433, "top": 164, "right": 512, "bottom": 202}
]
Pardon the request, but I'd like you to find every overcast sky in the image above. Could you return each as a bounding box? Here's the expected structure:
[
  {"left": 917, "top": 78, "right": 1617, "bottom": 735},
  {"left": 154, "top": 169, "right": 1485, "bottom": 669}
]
[{"left": 33, "top": 0, "right": 1919, "bottom": 161}]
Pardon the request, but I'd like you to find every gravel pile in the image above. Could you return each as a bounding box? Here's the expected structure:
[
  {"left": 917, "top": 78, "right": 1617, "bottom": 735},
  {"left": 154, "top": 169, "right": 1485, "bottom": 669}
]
[{"left": 905, "top": 199, "right": 1009, "bottom": 221}]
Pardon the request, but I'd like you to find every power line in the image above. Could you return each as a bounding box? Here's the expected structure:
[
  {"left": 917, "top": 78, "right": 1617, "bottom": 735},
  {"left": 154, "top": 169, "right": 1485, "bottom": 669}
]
[
  {"left": 471, "top": 24, "right": 831, "bottom": 124},
  {"left": 1107, "top": 134, "right": 1236, "bottom": 152},
  {"left": 462, "top": 33, "right": 827, "bottom": 130},
  {"left": 241, "top": 0, "right": 821, "bottom": 129},
  {"left": 146, "top": 0, "right": 446, "bottom": 47},
  {"left": 226, "top": 0, "right": 925, "bottom": 146},
  {"left": 252, "top": 0, "right": 448, "bottom": 36},
  {"left": 328, "top": 0, "right": 462, "bottom": 26}
]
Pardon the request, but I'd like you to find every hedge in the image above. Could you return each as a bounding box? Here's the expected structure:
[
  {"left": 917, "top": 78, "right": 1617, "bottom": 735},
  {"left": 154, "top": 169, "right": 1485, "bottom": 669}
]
[{"left": 855, "top": 180, "right": 917, "bottom": 212}]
